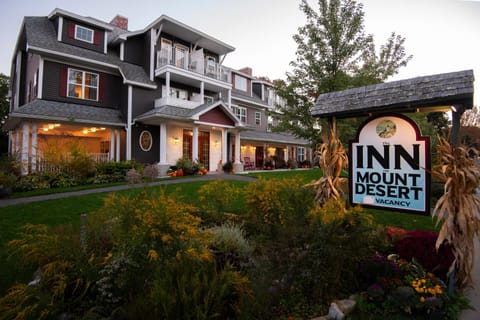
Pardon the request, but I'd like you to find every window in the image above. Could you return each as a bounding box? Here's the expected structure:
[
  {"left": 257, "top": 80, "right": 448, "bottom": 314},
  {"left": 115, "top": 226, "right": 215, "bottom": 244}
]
[
  {"left": 206, "top": 56, "right": 216, "bottom": 75},
  {"left": 297, "top": 147, "right": 305, "bottom": 162},
  {"left": 75, "top": 25, "right": 94, "bottom": 43},
  {"left": 267, "top": 115, "right": 273, "bottom": 132},
  {"left": 234, "top": 74, "right": 247, "bottom": 91},
  {"left": 232, "top": 106, "right": 247, "bottom": 124},
  {"left": 139, "top": 131, "right": 152, "bottom": 151},
  {"left": 174, "top": 45, "right": 188, "bottom": 69},
  {"left": 169, "top": 87, "right": 188, "bottom": 100},
  {"left": 67, "top": 68, "right": 98, "bottom": 101},
  {"left": 255, "top": 112, "right": 261, "bottom": 125}
]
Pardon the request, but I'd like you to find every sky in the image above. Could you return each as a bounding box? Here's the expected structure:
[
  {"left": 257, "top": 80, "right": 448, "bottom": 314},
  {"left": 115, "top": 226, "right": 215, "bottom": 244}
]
[{"left": 0, "top": 0, "right": 478, "bottom": 104}]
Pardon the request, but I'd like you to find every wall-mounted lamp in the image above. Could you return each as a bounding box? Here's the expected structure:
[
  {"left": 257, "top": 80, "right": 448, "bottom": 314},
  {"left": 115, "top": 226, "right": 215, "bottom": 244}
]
[
  {"left": 214, "top": 140, "right": 219, "bottom": 146},
  {"left": 173, "top": 137, "right": 179, "bottom": 144}
]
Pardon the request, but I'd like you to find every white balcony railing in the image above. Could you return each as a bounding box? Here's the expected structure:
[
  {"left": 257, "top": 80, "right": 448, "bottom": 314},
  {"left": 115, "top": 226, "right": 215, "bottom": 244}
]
[
  {"left": 156, "top": 48, "right": 231, "bottom": 83},
  {"left": 155, "top": 96, "right": 202, "bottom": 109}
]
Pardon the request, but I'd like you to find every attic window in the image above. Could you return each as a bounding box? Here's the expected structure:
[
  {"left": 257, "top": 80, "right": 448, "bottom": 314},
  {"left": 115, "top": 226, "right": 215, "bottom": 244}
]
[{"left": 75, "top": 25, "right": 94, "bottom": 43}]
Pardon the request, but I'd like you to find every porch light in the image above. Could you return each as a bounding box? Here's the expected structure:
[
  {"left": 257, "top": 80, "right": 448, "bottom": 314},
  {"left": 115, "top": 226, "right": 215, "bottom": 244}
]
[
  {"left": 83, "top": 129, "right": 89, "bottom": 134},
  {"left": 54, "top": 123, "right": 61, "bottom": 127},
  {"left": 173, "top": 137, "right": 179, "bottom": 144},
  {"left": 48, "top": 124, "right": 54, "bottom": 129},
  {"left": 42, "top": 127, "right": 49, "bottom": 132},
  {"left": 90, "top": 127, "right": 97, "bottom": 133}
]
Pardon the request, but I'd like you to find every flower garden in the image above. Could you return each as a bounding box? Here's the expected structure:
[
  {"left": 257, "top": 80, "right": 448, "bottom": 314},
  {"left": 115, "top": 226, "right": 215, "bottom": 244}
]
[{"left": 0, "top": 174, "right": 471, "bottom": 320}]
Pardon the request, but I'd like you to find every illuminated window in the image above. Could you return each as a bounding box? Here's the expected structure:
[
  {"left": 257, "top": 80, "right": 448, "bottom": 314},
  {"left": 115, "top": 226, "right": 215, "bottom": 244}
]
[
  {"left": 67, "top": 68, "right": 98, "bottom": 101},
  {"left": 75, "top": 25, "right": 94, "bottom": 43}
]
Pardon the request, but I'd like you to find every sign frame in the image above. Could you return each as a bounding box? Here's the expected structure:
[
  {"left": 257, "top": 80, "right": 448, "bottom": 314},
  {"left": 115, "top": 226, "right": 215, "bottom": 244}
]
[{"left": 348, "top": 113, "right": 431, "bottom": 215}]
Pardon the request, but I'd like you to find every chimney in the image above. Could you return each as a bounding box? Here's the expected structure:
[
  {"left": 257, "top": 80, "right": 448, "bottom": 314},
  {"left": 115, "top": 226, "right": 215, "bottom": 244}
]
[
  {"left": 239, "top": 67, "right": 252, "bottom": 76},
  {"left": 110, "top": 14, "right": 128, "bottom": 30}
]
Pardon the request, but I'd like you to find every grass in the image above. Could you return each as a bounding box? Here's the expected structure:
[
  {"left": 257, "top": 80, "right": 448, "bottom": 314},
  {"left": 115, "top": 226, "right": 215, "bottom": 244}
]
[{"left": 0, "top": 169, "right": 439, "bottom": 295}]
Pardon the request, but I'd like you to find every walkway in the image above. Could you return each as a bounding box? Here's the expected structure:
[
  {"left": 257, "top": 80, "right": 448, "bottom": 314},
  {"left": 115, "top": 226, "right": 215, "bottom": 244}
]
[{"left": 0, "top": 173, "right": 257, "bottom": 208}]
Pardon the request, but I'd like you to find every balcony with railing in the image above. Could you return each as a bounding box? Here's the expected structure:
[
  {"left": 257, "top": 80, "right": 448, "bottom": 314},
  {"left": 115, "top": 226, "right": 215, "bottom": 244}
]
[{"left": 156, "top": 47, "right": 231, "bottom": 84}]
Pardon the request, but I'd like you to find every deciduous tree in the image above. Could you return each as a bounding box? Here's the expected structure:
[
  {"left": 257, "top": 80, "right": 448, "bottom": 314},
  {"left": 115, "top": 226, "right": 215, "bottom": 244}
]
[{"left": 273, "top": 0, "right": 412, "bottom": 146}]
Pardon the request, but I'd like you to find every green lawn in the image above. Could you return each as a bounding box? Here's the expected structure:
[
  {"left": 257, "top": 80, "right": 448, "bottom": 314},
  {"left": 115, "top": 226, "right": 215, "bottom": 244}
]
[{"left": 0, "top": 169, "right": 439, "bottom": 295}]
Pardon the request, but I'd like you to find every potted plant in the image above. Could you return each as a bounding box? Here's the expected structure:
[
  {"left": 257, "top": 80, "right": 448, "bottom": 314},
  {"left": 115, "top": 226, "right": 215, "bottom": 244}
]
[{"left": 222, "top": 161, "right": 233, "bottom": 174}]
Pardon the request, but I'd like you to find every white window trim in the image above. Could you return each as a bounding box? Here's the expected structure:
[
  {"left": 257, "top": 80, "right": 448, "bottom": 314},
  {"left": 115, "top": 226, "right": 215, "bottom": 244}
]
[
  {"left": 67, "top": 68, "right": 99, "bottom": 101},
  {"left": 255, "top": 111, "right": 261, "bottom": 125},
  {"left": 75, "top": 25, "right": 94, "bottom": 44},
  {"left": 174, "top": 43, "right": 189, "bottom": 68},
  {"left": 232, "top": 105, "right": 247, "bottom": 124},
  {"left": 297, "top": 147, "right": 305, "bottom": 162},
  {"left": 234, "top": 74, "right": 247, "bottom": 92}
]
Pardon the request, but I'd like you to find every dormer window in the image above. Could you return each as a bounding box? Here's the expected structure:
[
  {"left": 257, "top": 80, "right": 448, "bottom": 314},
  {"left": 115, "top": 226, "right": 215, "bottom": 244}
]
[
  {"left": 75, "top": 25, "right": 94, "bottom": 43},
  {"left": 234, "top": 74, "right": 247, "bottom": 92}
]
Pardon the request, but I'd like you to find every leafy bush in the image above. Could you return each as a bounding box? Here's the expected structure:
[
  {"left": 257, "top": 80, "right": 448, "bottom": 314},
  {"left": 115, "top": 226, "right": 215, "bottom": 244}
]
[
  {"left": 176, "top": 157, "right": 194, "bottom": 175},
  {"left": 395, "top": 230, "right": 454, "bottom": 281},
  {"left": 210, "top": 223, "right": 254, "bottom": 270},
  {"left": 244, "top": 177, "right": 315, "bottom": 235},
  {"left": 126, "top": 168, "right": 142, "bottom": 184},
  {"left": 143, "top": 163, "right": 159, "bottom": 180},
  {"left": 0, "top": 191, "right": 252, "bottom": 319},
  {"left": 95, "top": 160, "right": 141, "bottom": 178},
  {"left": 197, "top": 180, "right": 241, "bottom": 222},
  {"left": 354, "top": 257, "right": 470, "bottom": 319}
]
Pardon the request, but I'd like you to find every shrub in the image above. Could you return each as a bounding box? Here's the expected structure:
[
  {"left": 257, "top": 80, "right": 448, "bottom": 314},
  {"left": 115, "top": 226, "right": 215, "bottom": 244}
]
[
  {"left": 176, "top": 157, "right": 194, "bottom": 175},
  {"left": 244, "top": 177, "right": 315, "bottom": 235},
  {"left": 395, "top": 230, "right": 454, "bottom": 281},
  {"left": 95, "top": 160, "right": 141, "bottom": 182},
  {"left": 210, "top": 223, "right": 254, "bottom": 269},
  {"left": 126, "top": 168, "right": 142, "bottom": 184},
  {"left": 143, "top": 163, "right": 159, "bottom": 181},
  {"left": 287, "top": 159, "right": 298, "bottom": 169},
  {"left": 197, "top": 180, "right": 241, "bottom": 221}
]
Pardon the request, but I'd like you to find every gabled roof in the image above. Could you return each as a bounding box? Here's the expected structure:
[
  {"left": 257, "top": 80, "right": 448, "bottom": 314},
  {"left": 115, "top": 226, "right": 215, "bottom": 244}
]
[
  {"left": 116, "top": 15, "right": 235, "bottom": 56},
  {"left": 22, "top": 16, "right": 156, "bottom": 89},
  {"left": 312, "top": 70, "right": 474, "bottom": 119},
  {"left": 3, "top": 99, "right": 125, "bottom": 131},
  {"left": 48, "top": 8, "right": 114, "bottom": 31},
  {"left": 135, "top": 100, "right": 243, "bottom": 127}
]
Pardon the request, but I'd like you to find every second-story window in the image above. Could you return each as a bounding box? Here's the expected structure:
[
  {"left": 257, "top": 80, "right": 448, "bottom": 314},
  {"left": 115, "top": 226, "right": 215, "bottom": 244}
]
[
  {"left": 255, "top": 112, "right": 261, "bottom": 125},
  {"left": 234, "top": 74, "right": 247, "bottom": 92},
  {"left": 232, "top": 106, "right": 247, "bottom": 124},
  {"left": 67, "top": 68, "right": 98, "bottom": 101},
  {"left": 75, "top": 25, "right": 94, "bottom": 43}
]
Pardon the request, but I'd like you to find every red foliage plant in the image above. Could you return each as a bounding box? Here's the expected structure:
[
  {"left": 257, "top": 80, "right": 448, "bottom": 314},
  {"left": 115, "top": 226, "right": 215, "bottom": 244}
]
[{"left": 395, "top": 230, "right": 454, "bottom": 281}]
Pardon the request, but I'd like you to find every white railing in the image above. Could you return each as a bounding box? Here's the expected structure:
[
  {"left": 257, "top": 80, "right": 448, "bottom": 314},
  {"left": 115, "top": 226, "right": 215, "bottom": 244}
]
[
  {"left": 154, "top": 96, "right": 201, "bottom": 109},
  {"left": 156, "top": 48, "right": 231, "bottom": 83},
  {"left": 33, "top": 152, "right": 110, "bottom": 174}
]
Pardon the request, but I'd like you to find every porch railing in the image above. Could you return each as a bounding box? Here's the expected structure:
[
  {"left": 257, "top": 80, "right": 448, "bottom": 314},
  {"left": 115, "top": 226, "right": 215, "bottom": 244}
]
[
  {"left": 156, "top": 48, "right": 231, "bottom": 83},
  {"left": 32, "top": 152, "right": 110, "bottom": 174}
]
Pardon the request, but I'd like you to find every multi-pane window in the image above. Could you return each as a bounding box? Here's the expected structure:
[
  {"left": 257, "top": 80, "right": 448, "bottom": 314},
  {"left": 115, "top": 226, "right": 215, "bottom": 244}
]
[
  {"left": 232, "top": 106, "right": 247, "bottom": 124},
  {"left": 267, "top": 115, "right": 273, "bottom": 132},
  {"left": 75, "top": 25, "right": 94, "bottom": 43},
  {"left": 255, "top": 112, "right": 261, "bottom": 125},
  {"left": 297, "top": 147, "right": 305, "bottom": 162},
  {"left": 67, "top": 68, "right": 98, "bottom": 101},
  {"left": 234, "top": 74, "right": 247, "bottom": 91}
]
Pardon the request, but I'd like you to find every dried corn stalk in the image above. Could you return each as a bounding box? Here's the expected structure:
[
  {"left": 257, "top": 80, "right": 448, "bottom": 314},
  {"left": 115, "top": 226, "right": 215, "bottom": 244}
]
[
  {"left": 307, "top": 128, "right": 348, "bottom": 206},
  {"left": 432, "top": 135, "right": 480, "bottom": 289}
]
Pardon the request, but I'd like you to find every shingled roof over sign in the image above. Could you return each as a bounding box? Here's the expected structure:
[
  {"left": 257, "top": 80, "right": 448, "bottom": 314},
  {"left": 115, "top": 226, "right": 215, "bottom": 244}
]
[{"left": 312, "top": 70, "right": 474, "bottom": 119}]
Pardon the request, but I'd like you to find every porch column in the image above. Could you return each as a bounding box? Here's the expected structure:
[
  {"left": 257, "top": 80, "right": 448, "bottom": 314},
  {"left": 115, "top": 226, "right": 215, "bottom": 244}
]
[
  {"left": 115, "top": 130, "right": 121, "bottom": 161},
  {"left": 192, "top": 126, "right": 199, "bottom": 161},
  {"left": 159, "top": 123, "right": 167, "bottom": 164},
  {"left": 221, "top": 128, "right": 227, "bottom": 164},
  {"left": 285, "top": 145, "right": 289, "bottom": 162},
  {"left": 110, "top": 129, "right": 115, "bottom": 161},
  {"left": 227, "top": 89, "right": 232, "bottom": 108},
  {"left": 233, "top": 131, "right": 243, "bottom": 172},
  {"left": 15, "top": 130, "right": 20, "bottom": 153},
  {"left": 165, "top": 71, "right": 171, "bottom": 104},
  {"left": 31, "top": 123, "right": 37, "bottom": 172},
  {"left": 200, "top": 81, "right": 204, "bottom": 103},
  {"left": 126, "top": 85, "right": 132, "bottom": 160},
  {"left": 21, "top": 123, "right": 29, "bottom": 175}
]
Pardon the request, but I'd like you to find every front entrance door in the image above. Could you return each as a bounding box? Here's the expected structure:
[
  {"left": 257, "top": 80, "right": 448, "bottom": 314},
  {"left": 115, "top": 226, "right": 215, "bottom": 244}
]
[{"left": 198, "top": 131, "right": 210, "bottom": 169}]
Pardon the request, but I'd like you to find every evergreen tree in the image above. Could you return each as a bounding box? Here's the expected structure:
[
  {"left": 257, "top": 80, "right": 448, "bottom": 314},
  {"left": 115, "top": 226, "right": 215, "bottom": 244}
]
[{"left": 273, "top": 0, "right": 412, "bottom": 147}]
